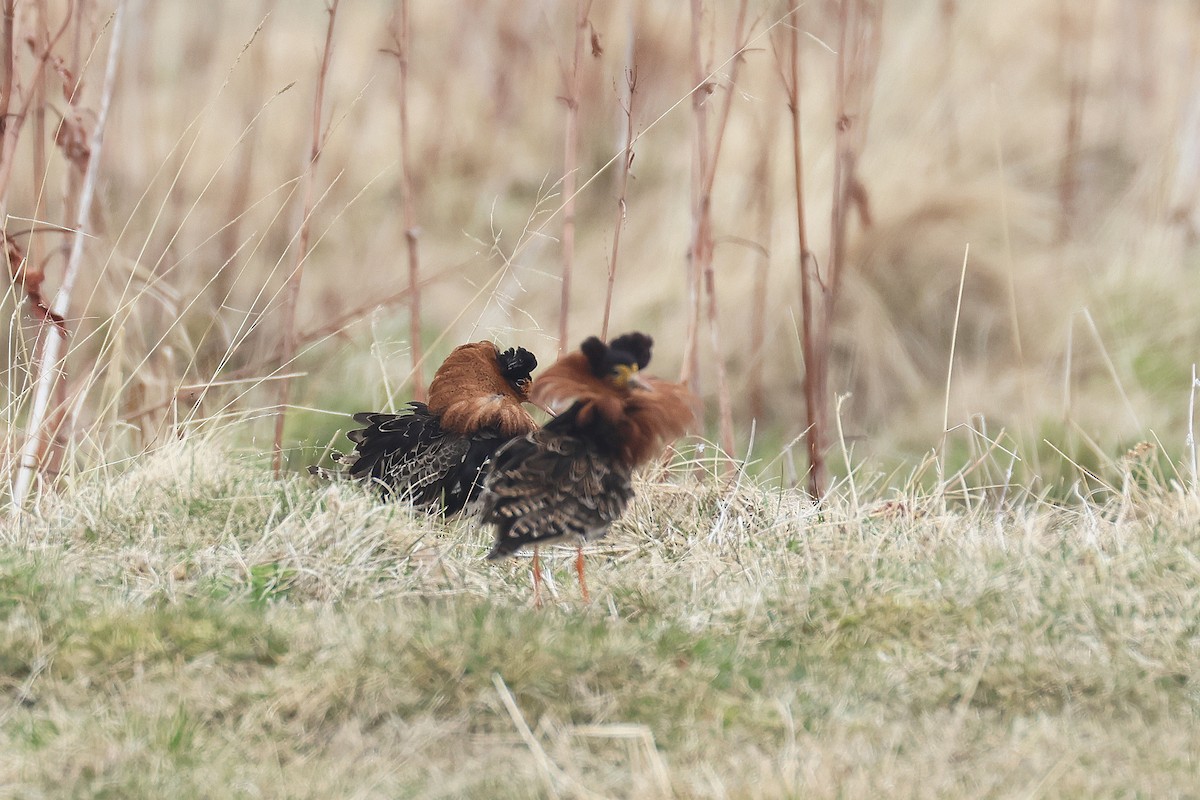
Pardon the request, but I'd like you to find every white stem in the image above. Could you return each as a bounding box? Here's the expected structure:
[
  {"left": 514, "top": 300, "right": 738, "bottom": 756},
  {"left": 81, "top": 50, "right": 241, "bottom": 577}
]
[
  {"left": 942, "top": 243, "right": 970, "bottom": 441},
  {"left": 1188, "top": 363, "right": 1198, "bottom": 493},
  {"left": 12, "top": 1, "right": 127, "bottom": 510}
]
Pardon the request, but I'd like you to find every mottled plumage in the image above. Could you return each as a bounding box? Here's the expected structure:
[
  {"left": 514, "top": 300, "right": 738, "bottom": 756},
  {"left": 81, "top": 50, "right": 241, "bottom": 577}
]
[
  {"left": 311, "top": 341, "right": 538, "bottom": 514},
  {"left": 483, "top": 332, "right": 694, "bottom": 559}
]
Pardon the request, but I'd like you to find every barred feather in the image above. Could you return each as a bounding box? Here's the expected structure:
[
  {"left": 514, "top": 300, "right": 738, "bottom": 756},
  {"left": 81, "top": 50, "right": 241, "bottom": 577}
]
[
  {"left": 484, "top": 411, "right": 635, "bottom": 559},
  {"left": 335, "top": 404, "right": 512, "bottom": 514}
]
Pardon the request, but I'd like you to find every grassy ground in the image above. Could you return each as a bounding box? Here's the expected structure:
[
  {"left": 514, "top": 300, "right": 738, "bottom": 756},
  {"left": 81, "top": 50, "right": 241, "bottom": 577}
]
[{"left": 3, "top": 440, "right": 1198, "bottom": 798}]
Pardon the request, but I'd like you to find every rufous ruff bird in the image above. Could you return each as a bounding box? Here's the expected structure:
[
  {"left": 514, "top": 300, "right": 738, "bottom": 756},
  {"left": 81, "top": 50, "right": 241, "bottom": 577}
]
[
  {"left": 312, "top": 342, "right": 539, "bottom": 515},
  {"left": 481, "top": 332, "right": 695, "bottom": 603}
]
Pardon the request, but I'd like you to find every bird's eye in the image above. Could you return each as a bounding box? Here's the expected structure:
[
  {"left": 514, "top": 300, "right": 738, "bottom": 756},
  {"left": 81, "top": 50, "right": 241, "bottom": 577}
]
[{"left": 515, "top": 377, "right": 531, "bottom": 391}]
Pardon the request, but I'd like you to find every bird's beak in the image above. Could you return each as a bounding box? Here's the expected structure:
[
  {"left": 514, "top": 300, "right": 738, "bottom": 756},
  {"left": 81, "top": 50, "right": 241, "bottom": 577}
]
[{"left": 624, "top": 364, "right": 652, "bottom": 391}]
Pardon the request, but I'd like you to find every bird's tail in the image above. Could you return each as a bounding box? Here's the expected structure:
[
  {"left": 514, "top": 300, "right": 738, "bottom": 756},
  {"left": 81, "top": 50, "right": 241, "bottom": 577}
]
[{"left": 342, "top": 405, "right": 440, "bottom": 482}]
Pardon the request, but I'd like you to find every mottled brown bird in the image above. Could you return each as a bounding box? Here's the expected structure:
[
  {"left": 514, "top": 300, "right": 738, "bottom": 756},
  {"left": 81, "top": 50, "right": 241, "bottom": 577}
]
[
  {"left": 481, "top": 332, "right": 694, "bottom": 602},
  {"left": 312, "top": 341, "right": 538, "bottom": 515}
]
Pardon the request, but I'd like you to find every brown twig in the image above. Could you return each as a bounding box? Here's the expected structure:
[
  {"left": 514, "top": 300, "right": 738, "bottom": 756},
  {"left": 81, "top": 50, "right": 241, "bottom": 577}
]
[
  {"left": 776, "top": 0, "right": 824, "bottom": 496},
  {"left": 557, "top": 0, "right": 592, "bottom": 356},
  {"left": 601, "top": 37, "right": 636, "bottom": 342},
  {"left": 272, "top": 0, "right": 338, "bottom": 476},
  {"left": 680, "top": 0, "right": 708, "bottom": 393},
  {"left": 0, "top": 0, "right": 20, "bottom": 221},
  {"left": 28, "top": 1, "right": 49, "bottom": 304},
  {"left": 938, "top": 0, "right": 959, "bottom": 166},
  {"left": 1056, "top": 0, "right": 1094, "bottom": 244},
  {"left": 392, "top": 0, "right": 424, "bottom": 400},
  {"left": 748, "top": 114, "right": 773, "bottom": 422}
]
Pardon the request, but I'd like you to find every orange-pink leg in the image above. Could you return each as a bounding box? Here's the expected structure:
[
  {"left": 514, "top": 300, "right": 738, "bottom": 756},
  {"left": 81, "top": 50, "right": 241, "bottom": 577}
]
[
  {"left": 532, "top": 546, "right": 543, "bottom": 609},
  {"left": 575, "top": 544, "right": 590, "bottom": 604}
]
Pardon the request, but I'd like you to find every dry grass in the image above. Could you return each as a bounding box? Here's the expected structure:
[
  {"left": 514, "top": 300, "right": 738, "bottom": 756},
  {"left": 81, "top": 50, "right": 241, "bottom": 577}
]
[{"left": 2, "top": 439, "right": 1200, "bottom": 797}]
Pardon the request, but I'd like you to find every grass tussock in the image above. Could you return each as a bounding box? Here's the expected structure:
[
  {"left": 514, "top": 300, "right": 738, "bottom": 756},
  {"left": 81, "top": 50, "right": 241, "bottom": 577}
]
[{"left": 3, "top": 440, "right": 1199, "bottom": 797}]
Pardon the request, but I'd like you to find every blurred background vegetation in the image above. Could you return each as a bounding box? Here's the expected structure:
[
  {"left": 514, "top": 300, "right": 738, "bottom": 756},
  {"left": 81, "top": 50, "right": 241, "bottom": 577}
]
[{"left": 2, "top": 0, "right": 1198, "bottom": 500}]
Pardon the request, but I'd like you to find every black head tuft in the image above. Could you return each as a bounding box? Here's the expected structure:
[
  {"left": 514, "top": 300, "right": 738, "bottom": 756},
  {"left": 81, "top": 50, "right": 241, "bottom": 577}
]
[
  {"left": 608, "top": 332, "right": 653, "bottom": 370},
  {"left": 497, "top": 346, "right": 537, "bottom": 383},
  {"left": 580, "top": 337, "right": 609, "bottom": 376},
  {"left": 580, "top": 333, "right": 652, "bottom": 378}
]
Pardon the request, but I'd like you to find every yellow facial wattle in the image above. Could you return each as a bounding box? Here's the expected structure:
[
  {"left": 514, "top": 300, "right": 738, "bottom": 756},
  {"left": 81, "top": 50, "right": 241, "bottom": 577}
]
[{"left": 611, "top": 363, "right": 639, "bottom": 389}]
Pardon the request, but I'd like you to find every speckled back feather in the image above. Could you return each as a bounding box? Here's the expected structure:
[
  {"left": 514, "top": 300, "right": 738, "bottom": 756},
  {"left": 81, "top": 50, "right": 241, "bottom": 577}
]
[
  {"left": 335, "top": 405, "right": 509, "bottom": 514},
  {"left": 483, "top": 414, "right": 635, "bottom": 559}
]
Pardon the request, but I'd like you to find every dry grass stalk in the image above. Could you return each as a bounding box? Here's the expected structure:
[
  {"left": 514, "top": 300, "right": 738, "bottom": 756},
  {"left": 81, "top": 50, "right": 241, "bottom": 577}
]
[
  {"left": 271, "top": 0, "right": 339, "bottom": 476},
  {"left": 703, "top": 1, "right": 749, "bottom": 465},
  {"left": 748, "top": 117, "right": 773, "bottom": 422},
  {"left": 0, "top": 0, "right": 20, "bottom": 217},
  {"left": 938, "top": 0, "right": 959, "bottom": 165},
  {"left": 681, "top": 0, "right": 708, "bottom": 394},
  {"left": 778, "top": 0, "right": 823, "bottom": 497},
  {"left": 823, "top": 0, "right": 881, "bottom": 495},
  {"left": 557, "top": 0, "right": 592, "bottom": 356},
  {"left": 941, "top": 244, "right": 971, "bottom": 445},
  {"left": 28, "top": 1, "right": 49, "bottom": 302},
  {"left": 1056, "top": 0, "right": 1095, "bottom": 243},
  {"left": 827, "top": 0, "right": 881, "bottom": 304},
  {"left": 684, "top": 0, "right": 748, "bottom": 464},
  {"left": 601, "top": 46, "right": 637, "bottom": 341},
  {"left": 13, "top": 0, "right": 127, "bottom": 508},
  {"left": 0, "top": 0, "right": 69, "bottom": 211},
  {"left": 1189, "top": 363, "right": 1198, "bottom": 491},
  {"left": 391, "top": 0, "right": 425, "bottom": 401}
]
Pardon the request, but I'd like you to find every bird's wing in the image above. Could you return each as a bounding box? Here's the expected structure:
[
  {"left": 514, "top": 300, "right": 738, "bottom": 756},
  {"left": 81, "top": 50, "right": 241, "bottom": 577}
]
[
  {"left": 482, "top": 429, "right": 634, "bottom": 558},
  {"left": 337, "top": 405, "right": 470, "bottom": 509}
]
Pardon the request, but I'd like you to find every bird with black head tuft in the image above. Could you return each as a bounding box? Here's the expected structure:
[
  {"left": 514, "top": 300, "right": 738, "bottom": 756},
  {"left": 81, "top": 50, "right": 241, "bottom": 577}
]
[
  {"left": 310, "top": 341, "right": 539, "bottom": 515},
  {"left": 481, "top": 331, "right": 695, "bottom": 603}
]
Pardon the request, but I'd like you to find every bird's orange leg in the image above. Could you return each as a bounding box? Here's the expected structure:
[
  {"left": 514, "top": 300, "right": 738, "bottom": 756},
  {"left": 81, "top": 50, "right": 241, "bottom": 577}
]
[
  {"left": 575, "top": 544, "right": 590, "bottom": 604},
  {"left": 532, "top": 546, "right": 543, "bottom": 609}
]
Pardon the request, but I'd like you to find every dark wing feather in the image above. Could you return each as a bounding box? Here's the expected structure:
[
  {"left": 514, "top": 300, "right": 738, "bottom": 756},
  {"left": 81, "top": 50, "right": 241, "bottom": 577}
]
[
  {"left": 333, "top": 403, "right": 508, "bottom": 514},
  {"left": 481, "top": 427, "right": 634, "bottom": 559}
]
